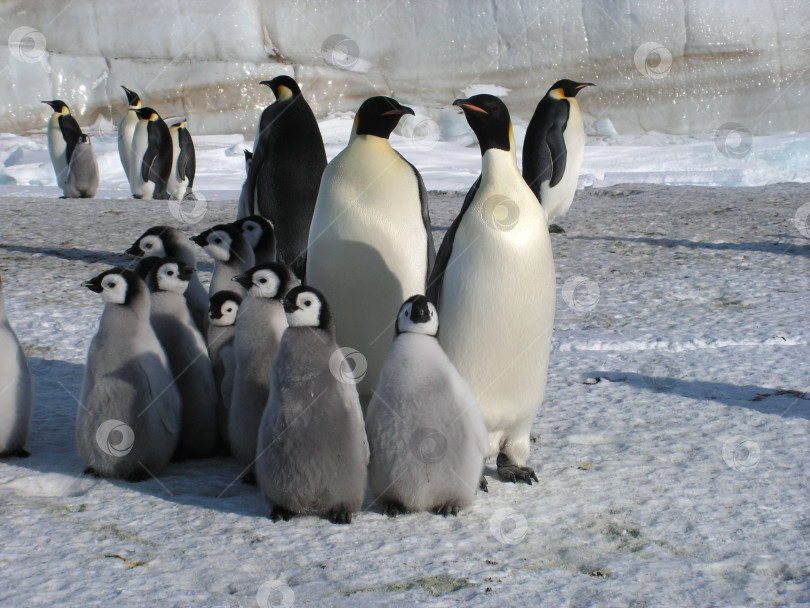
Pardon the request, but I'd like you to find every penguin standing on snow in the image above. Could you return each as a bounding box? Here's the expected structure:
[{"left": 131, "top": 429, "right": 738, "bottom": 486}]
[
  {"left": 166, "top": 119, "right": 196, "bottom": 201},
  {"left": 191, "top": 224, "right": 255, "bottom": 297},
  {"left": 256, "top": 286, "right": 368, "bottom": 524},
  {"left": 64, "top": 134, "right": 99, "bottom": 198},
  {"left": 522, "top": 80, "right": 594, "bottom": 233},
  {"left": 245, "top": 76, "right": 326, "bottom": 279},
  {"left": 117, "top": 86, "right": 142, "bottom": 186},
  {"left": 306, "top": 96, "right": 435, "bottom": 405},
  {"left": 428, "top": 94, "right": 555, "bottom": 485},
  {"left": 42, "top": 100, "right": 83, "bottom": 194},
  {"left": 207, "top": 290, "right": 242, "bottom": 448},
  {"left": 130, "top": 107, "right": 172, "bottom": 199},
  {"left": 0, "top": 273, "right": 33, "bottom": 458},
  {"left": 366, "top": 296, "right": 488, "bottom": 516}
]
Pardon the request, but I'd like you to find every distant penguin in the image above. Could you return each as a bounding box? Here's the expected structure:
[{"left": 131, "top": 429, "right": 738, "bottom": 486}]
[
  {"left": 136, "top": 257, "right": 218, "bottom": 460},
  {"left": 231, "top": 215, "right": 277, "bottom": 265},
  {"left": 366, "top": 296, "right": 487, "bottom": 516},
  {"left": 207, "top": 290, "right": 242, "bottom": 447},
  {"left": 117, "top": 86, "right": 142, "bottom": 186},
  {"left": 166, "top": 119, "right": 196, "bottom": 201},
  {"left": 427, "top": 94, "right": 555, "bottom": 485},
  {"left": 228, "top": 263, "right": 296, "bottom": 477},
  {"left": 42, "top": 100, "right": 83, "bottom": 194},
  {"left": 78, "top": 268, "right": 181, "bottom": 480},
  {"left": 306, "top": 96, "right": 435, "bottom": 404},
  {"left": 236, "top": 149, "right": 253, "bottom": 220},
  {"left": 0, "top": 273, "right": 33, "bottom": 458},
  {"left": 245, "top": 75, "right": 326, "bottom": 279},
  {"left": 64, "top": 134, "right": 99, "bottom": 198},
  {"left": 130, "top": 107, "right": 172, "bottom": 199},
  {"left": 256, "top": 286, "right": 368, "bottom": 524},
  {"left": 125, "top": 226, "right": 208, "bottom": 334},
  {"left": 191, "top": 224, "right": 255, "bottom": 297},
  {"left": 522, "top": 80, "right": 594, "bottom": 232}
]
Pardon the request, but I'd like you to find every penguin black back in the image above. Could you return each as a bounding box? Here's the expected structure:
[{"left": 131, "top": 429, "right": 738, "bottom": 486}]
[{"left": 42, "top": 99, "right": 83, "bottom": 163}]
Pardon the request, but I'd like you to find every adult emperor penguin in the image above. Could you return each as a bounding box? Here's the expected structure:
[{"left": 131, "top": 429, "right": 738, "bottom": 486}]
[
  {"left": 42, "top": 100, "right": 83, "bottom": 194},
  {"left": 117, "top": 86, "right": 142, "bottom": 185},
  {"left": 228, "top": 263, "right": 296, "bottom": 478},
  {"left": 522, "top": 79, "right": 594, "bottom": 233},
  {"left": 256, "top": 286, "right": 368, "bottom": 524},
  {"left": 207, "top": 290, "right": 242, "bottom": 448},
  {"left": 366, "top": 296, "right": 487, "bottom": 516},
  {"left": 306, "top": 96, "right": 435, "bottom": 404},
  {"left": 130, "top": 107, "right": 172, "bottom": 200},
  {"left": 236, "top": 149, "right": 253, "bottom": 220},
  {"left": 137, "top": 257, "right": 218, "bottom": 460},
  {"left": 231, "top": 215, "right": 277, "bottom": 265},
  {"left": 125, "top": 226, "right": 208, "bottom": 334},
  {"left": 191, "top": 224, "right": 255, "bottom": 297},
  {"left": 166, "top": 119, "right": 196, "bottom": 201},
  {"left": 245, "top": 75, "right": 326, "bottom": 279},
  {"left": 0, "top": 273, "right": 33, "bottom": 458},
  {"left": 64, "top": 134, "right": 99, "bottom": 198},
  {"left": 78, "top": 268, "right": 181, "bottom": 480},
  {"left": 427, "top": 94, "right": 555, "bottom": 485}
]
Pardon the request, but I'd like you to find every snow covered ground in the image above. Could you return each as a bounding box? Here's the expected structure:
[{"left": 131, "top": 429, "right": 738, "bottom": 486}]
[{"left": 0, "top": 178, "right": 808, "bottom": 606}]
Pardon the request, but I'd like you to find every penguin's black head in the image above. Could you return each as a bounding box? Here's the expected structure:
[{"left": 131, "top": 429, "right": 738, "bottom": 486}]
[
  {"left": 231, "top": 215, "right": 275, "bottom": 253},
  {"left": 283, "top": 285, "right": 332, "bottom": 330},
  {"left": 135, "top": 107, "right": 160, "bottom": 121},
  {"left": 453, "top": 94, "right": 512, "bottom": 156},
  {"left": 396, "top": 295, "right": 439, "bottom": 336},
  {"left": 83, "top": 267, "right": 145, "bottom": 306},
  {"left": 550, "top": 79, "right": 595, "bottom": 99},
  {"left": 260, "top": 75, "right": 301, "bottom": 101},
  {"left": 121, "top": 86, "right": 141, "bottom": 107},
  {"left": 243, "top": 149, "right": 253, "bottom": 162},
  {"left": 354, "top": 96, "right": 415, "bottom": 139},
  {"left": 209, "top": 290, "right": 242, "bottom": 325},
  {"left": 42, "top": 100, "right": 69, "bottom": 114},
  {"left": 126, "top": 226, "right": 174, "bottom": 257},
  {"left": 235, "top": 262, "right": 295, "bottom": 299}
]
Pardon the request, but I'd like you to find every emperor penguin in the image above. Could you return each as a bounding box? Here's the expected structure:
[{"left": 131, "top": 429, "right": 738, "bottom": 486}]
[
  {"left": 78, "top": 268, "right": 181, "bottom": 480},
  {"left": 42, "top": 100, "right": 83, "bottom": 194},
  {"left": 256, "top": 286, "right": 368, "bottom": 524},
  {"left": 166, "top": 119, "right": 196, "bottom": 201},
  {"left": 427, "top": 94, "right": 555, "bottom": 485},
  {"left": 366, "top": 296, "right": 487, "bottom": 516},
  {"left": 130, "top": 107, "right": 172, "bottom": 200},
  {"left": 522, "top": 80, "right": 594, "bottom": 232},
  {"left": 64, "top": 134, "right": 99, "bottom": 198},
  {"left": 136, "top": 257, "right": 218, "bottom": 460},
  {"left": 117, "top": 86, "right": 142, "bottom": 185},
  {"left": 191, "top": 224, "right": 255, "bottom": 297},
  {"left": 236, "top": 149, "right": 253, "bottom": 220},
  {"left": 207, "top": 290, "right": 242, "bottom": 448},
  {"left": 231, "top": 215, "right": 277, "bottom": 265},
  {"left": 245, "top": 75, "right": 326, "bottom": 279},
  {"left": 0, "top": 273, "right": 33, "bottom": 458},
  {"left": 228, "top": 262, "right": 296, "bottom": 477},
  {"left": 306, "top": 96, "right": 435, "bottom": 405},
  {"left": 125, "top": 226, "right": 208, "bottom": 334}
]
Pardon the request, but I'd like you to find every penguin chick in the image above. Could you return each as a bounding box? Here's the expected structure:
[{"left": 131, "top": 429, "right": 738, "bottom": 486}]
[
  {"left": 64, "top": 134, "right": 99, "bottom": 198},
  {"left": 366, "top": 296, "right": 487, "bottom": 516},
  {"left": 256, "top": 286, "right": 368, "bottom": 524},
  {"left": 77, "top": 268, "right": 181, "bottom": 480},
  {"left": 191, "top": 224, "right": 255, "bottom": 297},
  {"left": 231, "top": 215, "right": 277, "bottom": 265},
  {"left": 0, "top": 273, "right": 33, "bottom": 458},
  {"left": 207, "top": 290, "right": 242, "bottom": 449}
]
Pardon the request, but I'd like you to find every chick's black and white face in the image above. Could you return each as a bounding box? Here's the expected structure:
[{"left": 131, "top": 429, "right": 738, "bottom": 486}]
[
  {"left": 397, "top": 298, "right": 439, "bottom": 336},
  {"left": 249, "top": 268, "right": 281, "bottom": 298},
  {"left": 286, "top": 291, "right": 322, "bottom": 327},
  {"left": 156, "top": 262, "right": 189, "bottom": 294},
  {"left": 205, "top": 230, "right": 233, "bottom": 262},
  {"left": 241, "top": 220, "right": 262, "bottom": 249},
  {"left": 100, "top": 273, "right": 129, "bottom": 305},
  {"left": 210, "top": 300, "right": 239, "bottom": 326},
  {"left": 138, "top": 235, "right": 166, "bottom": 258}
]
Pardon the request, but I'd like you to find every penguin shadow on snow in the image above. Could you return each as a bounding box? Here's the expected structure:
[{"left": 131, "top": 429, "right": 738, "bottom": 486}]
[
  {"left": 567, "top": 235, "right": 810, "bottom": 257},
  {"left": 588, "top": 371, "right": 810, "bottom": 419},
  {"left": 0, "top": 243, "right": 131, "bottom": 266}
]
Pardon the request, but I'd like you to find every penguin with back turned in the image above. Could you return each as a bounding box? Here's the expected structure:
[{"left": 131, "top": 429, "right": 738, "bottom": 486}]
[
  {"left": 118, "top": 86, "right": 142, "bottom": 186},
  {"left": 166, "top": 119, "right": 196, "bottom": 201},
  {"left": 130, "top": 107, "right": 172, "bottom": 199},
  {"left": 42, "top": 100, "right": 83, "bottom": 195},
  {"left": 522, "top": 79, "right": 594, "bottom": 233},
  {"left": 245, "top": 75, "right": 326, "bottom": 279},
  {"left": 64, "top": 134, "right": 99, "bottom": 199},
  {"left": 428, "top": 94, "right": 555, "bottom": 485}
]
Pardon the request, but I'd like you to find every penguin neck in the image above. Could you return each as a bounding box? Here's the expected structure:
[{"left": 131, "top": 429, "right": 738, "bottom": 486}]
[
  {"left": 348, "top": 131, "right": 394, "bottom": 150},
  {"left": 100, "top": 296, "right": 150, "bottom": 330},
  {"left": 481, "top": 147, "right": 520, "bottom": 180}
]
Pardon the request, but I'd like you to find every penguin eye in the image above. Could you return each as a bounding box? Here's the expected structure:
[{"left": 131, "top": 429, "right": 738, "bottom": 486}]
[
  {"left": 247, "top": 225, "right": 255, "bottom": 231},
  {"left": 259, "top": 278, "right": 267, "bottom": 284},
  {"left": 429, "top": 310, "right": 434, "bottom": 317},
  {"left": 226, "top": 307, "right": 233, "bottom": 313},
  {"left": 303, "top": 299, "right": 312, "bottom": 307},
  {"left": 213, "top": 238, "right": 222, "bottom": 244},
  {"left": 167, "top": 270, "right": 174, "bottom": 276},
  {"left": 405, "top": 310, "right": 410, "bottom": 317},
  {"left": 144, "top": 243, "right": 152, "bottom": 249}
]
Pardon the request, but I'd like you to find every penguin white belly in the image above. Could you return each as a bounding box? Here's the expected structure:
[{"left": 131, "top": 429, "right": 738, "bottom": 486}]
[
  {"left": 130, "top": 123, "right": 153, "bottom": 199},
  {"left": 0, "top": 327, "right": 31, "bottom": 451},
  {"left": 118, "top": 110, "right": 138, "bottom": 183},
  {"left": 541, "top": 101, "right": 585, "bottom": 221},
  {"left": 307, "top": 138, "right": 428, "bottom": 398},
  {"left": 47, "top": 114, "right": 68, "bottom": 190},
  {"left": 439, "top": 155, "right": 555, "bottom": 458}
]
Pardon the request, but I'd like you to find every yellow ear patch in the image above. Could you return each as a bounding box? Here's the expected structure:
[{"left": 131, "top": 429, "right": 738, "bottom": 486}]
[
  {"left": 550, "top": 88, "right": 565, "bottom": 100},
  {"left": 277, "top": 85, "right": 294, "bottom": 101}
]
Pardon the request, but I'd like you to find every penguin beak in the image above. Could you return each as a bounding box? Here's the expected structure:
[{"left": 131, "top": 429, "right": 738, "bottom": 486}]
[
  {"left": 178, "top": 267, "right": 194, "bottom": 282},
  {"left": 576, "top": 83, "right": 596, "bottom": 89},
  {"left": 190, "top": 234, "right": 208, "bottom": 247},
  {"left": 410, "top": 305, "right": 432, "bottom": 324},
  {"left": 453, "top": 99, "right": 488, "bottom": 114},
  {"left": 282, "top": 299, "right": 299, "bottom": 314},
  {"left": 124, "top": 244, "right": 141, "bottom": 256},
  {"left": 41, "top": 100, "right": 56, "bottom": 109},
  {"left": 232, "top": 274, "right": 253, "bottom": 290},
  {"left": 381, "top": 105, "right": 415, "bottom": 117},
  {"left": 259, "top": 80, "right": 272, "bottom": 88},
  {"left": 82, "top": 278, "right": 103, "bottom": 293}
]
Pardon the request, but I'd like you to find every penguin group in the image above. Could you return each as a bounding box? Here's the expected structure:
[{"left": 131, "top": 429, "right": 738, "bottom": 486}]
[{"left": 17, "top": 75, "right": 594, "bottom": 523}]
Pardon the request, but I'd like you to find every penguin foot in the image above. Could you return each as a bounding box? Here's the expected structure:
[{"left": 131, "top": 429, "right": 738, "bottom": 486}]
[
  {"left": 270, "top": 506, "right": 296, "bottom": 522},
  {"left": 433, "top": 504, "right": 460, "bottom": 517},
  {"left": 241, "top": 470, "right": 257, "bottom": 486},
  {"left": 123, "top": 470, "right": 150, "bottom": 483},
  {"left": 83, "top": 466, "right": 100, "bottom": 477},
  {"left": 548, "top": 224, "right": 566, "bottom": 234},
  {"left": 327, "top": 507, "right": 353, "bottom": 525},
  {"left": 383, "top": 500, "right": 407, "bottom": 518},
  {"left": 479, "top": 476, "right": 489, "bottom": 493},
  {"left": 497, "top": 453, "right": 538, "bottom": 485},
  {"left": 0, "top": 447, "right": 31, "bottom": 458}
]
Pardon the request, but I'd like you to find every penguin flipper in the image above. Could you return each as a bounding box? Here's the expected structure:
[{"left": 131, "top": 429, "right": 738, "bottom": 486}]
[
  {"left": 178, "top": 127, "right": 196, "bottom": 188},
  {"left": 426, "top": 176, "right": 480, "bottom": 306},
  {"left": 136, "top": 355, "right": 180, "bottom": 436},
  {"left": 546, "top": 123, "right": 568, "bottom": 189},
  {"left": 59, "top": 114, "right": 83, "bottom": 164},
  {"left": 248, "top": 103, "right": 283, "bottom": 218},
  {"left": 397, "top": 152, "right": 436, "bottom": 276}
]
